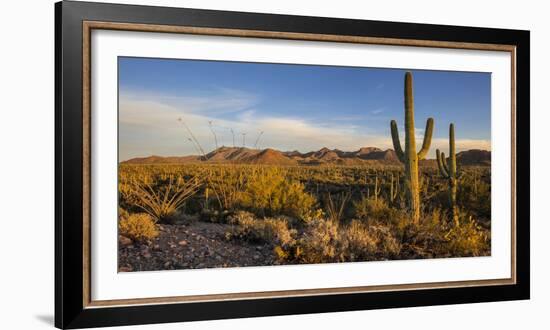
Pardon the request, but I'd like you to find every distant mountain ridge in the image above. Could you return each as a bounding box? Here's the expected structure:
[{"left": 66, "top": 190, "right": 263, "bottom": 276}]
[{"left": 122, "top": 146, "right": 491, "bottom": 166}]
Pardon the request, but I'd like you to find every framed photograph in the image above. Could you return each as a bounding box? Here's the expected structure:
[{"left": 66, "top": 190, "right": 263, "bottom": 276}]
[{"left": 55, "top": 1, "right": 530, "bottom": 328}]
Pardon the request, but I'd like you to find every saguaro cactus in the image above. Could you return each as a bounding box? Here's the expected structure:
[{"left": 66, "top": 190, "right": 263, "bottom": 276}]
[
  {"left": 436, "top": 123, "right": 459, "bottom": 226},
  {"left": 390, "top": 72, "right": 434, "bottom": 223}
]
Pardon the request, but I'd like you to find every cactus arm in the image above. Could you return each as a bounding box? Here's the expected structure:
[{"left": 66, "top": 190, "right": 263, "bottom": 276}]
[
  {"left": 390, "top": 120, "right": 405, "bottom": 163},
  {"left": 440, "top": 151, "right": 450, "bottom": 175},
  {"left": 417, "top": 117, "right": 434, "bottom": 160},
  {"left": 436, "top": 149, "right": 449, "bottom": 178}
]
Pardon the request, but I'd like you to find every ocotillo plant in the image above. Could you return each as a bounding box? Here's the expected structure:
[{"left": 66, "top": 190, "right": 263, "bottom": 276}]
[
  {"left": 253, "top": 131, "right": 264, "bottom": 149},
  {"left": 208, "top": 121, "right": 218, "bottom": 150},
  {"left": 436, "top": 123, "right": 459, "bottom": 226},
  {"left": 230, "top": 128, "right": 236, "bottom": 147},
  {"left": 390, "top": 72, "right": 434, "bottom": 223},
  {"left": 178, "top": 117, "right": 206, "bottom": 158}
]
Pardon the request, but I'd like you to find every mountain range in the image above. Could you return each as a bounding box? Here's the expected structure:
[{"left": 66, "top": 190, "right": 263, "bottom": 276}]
[{"left": 122, "top": 146, "right": 491, "bottom": 166}]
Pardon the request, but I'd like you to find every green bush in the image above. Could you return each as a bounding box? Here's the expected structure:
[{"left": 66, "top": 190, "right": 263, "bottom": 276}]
[
  {"left": 238, "top": 167, "right": 316, "bottom": 220},
  {"left": 119, "top": 213, "right": 159, "bottom": 242}
]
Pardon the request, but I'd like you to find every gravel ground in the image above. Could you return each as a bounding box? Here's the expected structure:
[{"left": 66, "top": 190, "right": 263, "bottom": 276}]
[{"left": 118, "top": 222, "right": 276, "bottom": 272}]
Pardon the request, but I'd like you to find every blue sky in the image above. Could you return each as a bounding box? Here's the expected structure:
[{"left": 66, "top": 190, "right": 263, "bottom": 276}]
[{"left": 119, "top": 57, "right": 491, "bottom": 161}]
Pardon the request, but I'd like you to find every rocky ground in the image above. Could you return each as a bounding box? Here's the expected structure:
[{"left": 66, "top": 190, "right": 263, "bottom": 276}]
[{"left": 118, "top": 222, "right": 276, "bottom": 272}]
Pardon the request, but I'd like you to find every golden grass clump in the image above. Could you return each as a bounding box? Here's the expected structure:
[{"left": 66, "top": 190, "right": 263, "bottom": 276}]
[{"left": 119, "top": 213, "right": 159, "bottom": 242}]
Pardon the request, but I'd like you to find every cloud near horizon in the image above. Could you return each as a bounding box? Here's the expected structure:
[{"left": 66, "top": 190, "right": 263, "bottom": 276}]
[{"left": 119, "top": 93, "right": 490, "bottom": 161}]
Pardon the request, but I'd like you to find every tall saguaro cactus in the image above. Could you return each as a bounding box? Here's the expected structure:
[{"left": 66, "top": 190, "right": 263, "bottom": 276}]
[
  {"left": 390, "top": 72, "right": 434, "bottom": 223},
  {"left": 436, "top": 123, "right": 459, "bottom": 226}
]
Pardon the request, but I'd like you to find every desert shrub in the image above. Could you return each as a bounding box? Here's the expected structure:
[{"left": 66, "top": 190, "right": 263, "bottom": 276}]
[
  {"left": 294, "top": 219, "right": 401, "bottom": 263},
  {"left": 395, "top": 208, "right": 450, "bottom": 257},
  {"left": 118, "top": 181, "right": 135, "bottom": 211},
  {"left": 297, "top": 219, "right": 341, "bottom": 263},
  {"left": 339, "top": 220, "right": 401, "bottom": 261},
  {"left": 353, "top": 195, "right": 401, "bottom": 225},
  {"left": 340, "top": 220, "right": 377, "bottom": 261},
  {"left": 227, "top": 210, "right": 255, "bottom": 227},
  {"left": 441, "top": 215, "right": 490, "bottom": 256},
  {"left": 239, "top": 167, "right": 316, "bottom": 220},
  {"left": 397, "top": 209, "right": 489, "bottom": 258},
  {"left": 228, "top": 211, "right": 297, "bottom": 246},
  {"left": 119, "top": 213, "right": 159, "bottom": 242},
  {"left": 362, "top": 224, "right": 401, "bottom": 258}
]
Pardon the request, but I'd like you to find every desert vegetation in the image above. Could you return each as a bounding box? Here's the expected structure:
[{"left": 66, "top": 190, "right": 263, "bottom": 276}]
[
  {"left": 118, "top": 72, "right": 491, "bottom": 272},
  {"left": 118, "top": 161, "right": 490, "bottom": 271}
]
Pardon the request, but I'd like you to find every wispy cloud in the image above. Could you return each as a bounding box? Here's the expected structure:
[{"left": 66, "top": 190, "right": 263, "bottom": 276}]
[
  {"left": 120, "top": 87, "right": 259, "bottom": 117},
  {"left": 119, "top": 93, "right": 490, "bottom": 161}
]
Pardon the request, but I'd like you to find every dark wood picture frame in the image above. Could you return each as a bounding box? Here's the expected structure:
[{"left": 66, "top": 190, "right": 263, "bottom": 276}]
[{"left": 55, "top": 1, "right": 530, "bottom": 328}]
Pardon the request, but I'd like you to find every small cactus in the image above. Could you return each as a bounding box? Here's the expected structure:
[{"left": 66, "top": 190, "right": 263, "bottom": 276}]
[
  {"left": 389, "top": 172, "right": 399, "bottom": 203},
  {"left": 436, "top": 123, "right": 459, "bottom": 226},
  {"left": 373, "top": 175, "right": 382, "bottom": 202},
  {"left": 390, "top": 72, "right": 434, "bottom": 223}
]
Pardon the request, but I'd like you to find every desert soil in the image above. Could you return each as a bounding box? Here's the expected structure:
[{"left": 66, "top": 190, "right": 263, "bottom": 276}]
[{"left": 118, "top": 222, "right": 276, "bottom": 272}]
